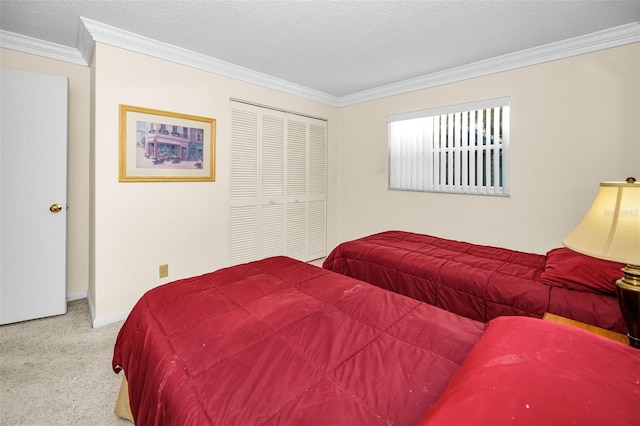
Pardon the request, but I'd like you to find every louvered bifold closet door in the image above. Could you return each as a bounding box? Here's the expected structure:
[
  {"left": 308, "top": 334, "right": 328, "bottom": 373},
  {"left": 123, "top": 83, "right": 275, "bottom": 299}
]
[
  {"left": 285, "top": 117, "right": 327, "bottom": 260},
  {"left": 230, "top": 101, "right": 327, "bottom": 265},
  {"left": 286, "top": 119, "right": 307, "bottom": 259},
  {"left": 259, "top": 113, "right": 286, "bottom": 259},
  {"left": 230, "top": 103, "right": 286, "bottom": 264},
  {"left": 229, "top": 106, "right": 259, "bottom": 264},
  {"left": 308, "top": 122, "right": 327, "bottom": 259}
]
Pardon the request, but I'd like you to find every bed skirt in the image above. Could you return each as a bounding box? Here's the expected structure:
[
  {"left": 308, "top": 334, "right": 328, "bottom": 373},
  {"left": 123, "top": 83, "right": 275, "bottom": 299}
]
[{"left": 114, "top": 375, "right": 134, "bottom": 423}]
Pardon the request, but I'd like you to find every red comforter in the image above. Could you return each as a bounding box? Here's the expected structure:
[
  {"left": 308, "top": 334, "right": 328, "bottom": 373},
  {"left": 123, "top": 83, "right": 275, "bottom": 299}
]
[
  {"left": 323, "top": 231, "right": 625, "bottom": 332},
  {"left": 112, "top": 256, "right": 485, "bottom": 425},
  {"left": 420, "top": 316, "right": 640, "bottom": 426}
]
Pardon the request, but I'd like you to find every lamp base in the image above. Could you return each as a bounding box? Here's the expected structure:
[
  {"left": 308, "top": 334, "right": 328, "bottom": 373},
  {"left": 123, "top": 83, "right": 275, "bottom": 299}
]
[{"left": 616, "top": 264, "right": 640, "bottom": 349}]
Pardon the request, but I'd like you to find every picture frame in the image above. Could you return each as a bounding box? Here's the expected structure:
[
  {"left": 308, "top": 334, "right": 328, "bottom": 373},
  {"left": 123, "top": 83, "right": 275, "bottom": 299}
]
[{"left": 119, "top": 105, "right": 216, "bottom": 182}]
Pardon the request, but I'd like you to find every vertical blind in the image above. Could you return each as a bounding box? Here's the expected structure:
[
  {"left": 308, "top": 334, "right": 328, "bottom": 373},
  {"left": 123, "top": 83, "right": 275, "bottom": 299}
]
[{"left": 388, "top": 97, "right": 510, "bottom": 196}]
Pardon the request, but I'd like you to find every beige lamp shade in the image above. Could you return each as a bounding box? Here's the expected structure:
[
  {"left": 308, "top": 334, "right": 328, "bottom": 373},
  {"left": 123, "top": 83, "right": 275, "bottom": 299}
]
[{"left": 563, "top": 180, "right": 640, "bottom": 266}]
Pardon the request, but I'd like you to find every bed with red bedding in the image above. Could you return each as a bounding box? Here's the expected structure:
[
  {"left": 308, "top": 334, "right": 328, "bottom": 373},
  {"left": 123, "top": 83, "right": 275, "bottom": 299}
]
[
  {"left": 112, "top": 256, "right": 485, "bottom": 424},
  {"left": 112, "top": 256, "right": 638, "bottom": 425},
  {"left": 323, "top": 231, "right": 626, "bottom": 333}
]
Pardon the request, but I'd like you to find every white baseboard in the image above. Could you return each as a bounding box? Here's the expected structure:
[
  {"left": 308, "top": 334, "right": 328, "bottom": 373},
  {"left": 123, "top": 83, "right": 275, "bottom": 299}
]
[
  {"left": 66, "top": 291, "right": 88, "bottom": 302},
  {"left": 86, "top": 292, "right": 96, "bottom": 325},
  {"left": 69, "top": 291, "right": 128, "bottom": 328},
  {"left": 92, "top": 310, "right": 129, "bottom": 328},
  {"left": 85, "top": 292, "right": 129, "bottom": 328}
]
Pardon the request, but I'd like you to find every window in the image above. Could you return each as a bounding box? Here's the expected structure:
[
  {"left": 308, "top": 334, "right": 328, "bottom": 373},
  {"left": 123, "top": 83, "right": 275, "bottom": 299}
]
[{"left": 388, "top": 97, "right": 510, "bottom": 196}]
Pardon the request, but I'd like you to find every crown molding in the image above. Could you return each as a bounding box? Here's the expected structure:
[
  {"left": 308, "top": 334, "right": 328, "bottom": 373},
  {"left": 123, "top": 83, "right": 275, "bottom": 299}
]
[
  {"left": 0, "top": 30, "right": 87, "bottom": 66},
  {"left": 79, "top": 17, "right": 337, "bottom": 106},
  {"left": 76, "top": 17, "right": 95, "bottom": 65},
  {"left": 337, "top": 22, "right": 640, "bottom": 106},
  {"left": 1, "top": 19, "right": 638, "bottom": 107}
]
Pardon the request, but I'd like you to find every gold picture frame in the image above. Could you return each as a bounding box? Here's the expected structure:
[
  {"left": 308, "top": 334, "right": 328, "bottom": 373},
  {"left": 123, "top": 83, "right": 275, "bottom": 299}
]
[{"left": 119, "top": 105, "right": 216, "bottom": 182}]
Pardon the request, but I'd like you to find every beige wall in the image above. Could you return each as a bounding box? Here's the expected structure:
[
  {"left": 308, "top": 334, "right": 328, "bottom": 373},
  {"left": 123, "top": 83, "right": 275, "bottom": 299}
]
[
  {"left": 90, "top": 44, "right": 337, "bottom": 324},
  {"left": 1, "top": 49, "right": 91, "bottom": 299},
  {"left": 334, "top": 43, "right": 640, "bottom": 254},
  {"left": 3, "top": 42, "right": 638, "bottom": 325}
]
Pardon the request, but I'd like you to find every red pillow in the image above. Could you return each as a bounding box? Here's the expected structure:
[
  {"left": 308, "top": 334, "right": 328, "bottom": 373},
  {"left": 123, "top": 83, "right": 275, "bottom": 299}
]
[{"left": 539, "top": 247, "right": 625, "bottom": 295}]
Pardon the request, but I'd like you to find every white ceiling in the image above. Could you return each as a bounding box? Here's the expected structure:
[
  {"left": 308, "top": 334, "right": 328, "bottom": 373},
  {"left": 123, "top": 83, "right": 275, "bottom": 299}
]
[{"left": 1, "top": 0, "right": 639, "bottom": 99}]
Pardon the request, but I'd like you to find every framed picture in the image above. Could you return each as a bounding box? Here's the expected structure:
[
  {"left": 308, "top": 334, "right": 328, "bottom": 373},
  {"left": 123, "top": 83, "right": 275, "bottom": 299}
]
[{"left": 119, "top": 105, "right": 216, "bottom": 182}]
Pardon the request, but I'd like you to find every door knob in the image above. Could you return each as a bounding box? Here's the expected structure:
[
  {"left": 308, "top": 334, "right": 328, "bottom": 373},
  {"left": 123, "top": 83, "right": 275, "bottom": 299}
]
[{"left": 49, "top": 203, "right": 63, "bottom": 213}]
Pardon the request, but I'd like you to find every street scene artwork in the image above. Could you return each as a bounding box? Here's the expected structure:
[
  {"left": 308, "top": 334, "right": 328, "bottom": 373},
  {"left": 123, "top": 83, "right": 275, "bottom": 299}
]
[
  {"left": 136, "top": 120, "right": 204, "bottom": 170},
  {"left": 119, "top": 104, "right": 215, "bottom": 182}
]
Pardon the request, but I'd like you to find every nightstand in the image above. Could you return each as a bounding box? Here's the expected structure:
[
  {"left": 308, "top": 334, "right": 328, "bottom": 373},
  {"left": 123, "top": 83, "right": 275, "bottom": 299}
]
[{"left": 543, "top": 313, "right": 630, "bottom": 345}]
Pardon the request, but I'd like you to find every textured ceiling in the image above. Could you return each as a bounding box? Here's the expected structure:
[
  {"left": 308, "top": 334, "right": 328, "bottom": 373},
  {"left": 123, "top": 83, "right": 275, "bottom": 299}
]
[{"left": 1, "top": 0, "right": 639, "bottom": 97}]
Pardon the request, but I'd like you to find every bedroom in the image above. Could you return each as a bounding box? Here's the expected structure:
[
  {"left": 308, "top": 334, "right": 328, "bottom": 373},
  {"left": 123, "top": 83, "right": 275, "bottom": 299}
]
[
  {"left": 1, "top": 2, "right": 637, "bottom": 329},
  {"left": 1, "top": 1, "right": 639, "bottom": 424}
]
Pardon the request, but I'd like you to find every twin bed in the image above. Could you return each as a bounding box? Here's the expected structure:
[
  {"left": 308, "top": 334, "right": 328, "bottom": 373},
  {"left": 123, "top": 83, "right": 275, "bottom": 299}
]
[
  {"left": 112, "top": 233, "right": 638, "bottom": 425},
  {"left": 324, "top": 231, "right": 627, "bottom": 333}
]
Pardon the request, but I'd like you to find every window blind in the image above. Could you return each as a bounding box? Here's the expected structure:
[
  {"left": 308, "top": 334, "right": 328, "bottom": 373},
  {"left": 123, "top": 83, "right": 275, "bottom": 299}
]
[{"left": 388, "top": 97, "right": 510, "bottom": 196}]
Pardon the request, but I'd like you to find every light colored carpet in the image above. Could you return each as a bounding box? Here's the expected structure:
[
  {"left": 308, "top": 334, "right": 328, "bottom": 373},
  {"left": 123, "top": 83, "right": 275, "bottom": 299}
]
[
  {"left": 0, "top": 259, "right": 327, "bottom": 425},
  {"left": 0, "top": 299, "right": 130, "bottom": 425}
]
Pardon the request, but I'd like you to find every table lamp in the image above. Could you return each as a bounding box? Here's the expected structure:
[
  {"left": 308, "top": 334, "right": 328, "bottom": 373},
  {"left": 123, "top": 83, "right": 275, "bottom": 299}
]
[{"left": 563, "top": 177, "right": 640, "bottom": 348}]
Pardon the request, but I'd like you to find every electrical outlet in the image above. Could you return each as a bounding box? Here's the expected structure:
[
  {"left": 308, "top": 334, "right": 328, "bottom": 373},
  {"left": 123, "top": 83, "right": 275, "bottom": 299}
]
[{"left": 159, "top": 264, "right": 169, "bottom": 278}]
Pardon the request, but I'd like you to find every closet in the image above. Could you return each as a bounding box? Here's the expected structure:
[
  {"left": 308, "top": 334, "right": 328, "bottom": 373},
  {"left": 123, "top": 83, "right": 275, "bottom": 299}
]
[{"left": 229, "top": 101, "right": 327, "bottom": 265}]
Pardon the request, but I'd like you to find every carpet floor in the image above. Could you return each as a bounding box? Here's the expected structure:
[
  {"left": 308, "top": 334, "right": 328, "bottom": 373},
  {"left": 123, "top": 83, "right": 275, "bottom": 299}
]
[{"left": 0, "top": 299, "right": 130, "bottom": 425}]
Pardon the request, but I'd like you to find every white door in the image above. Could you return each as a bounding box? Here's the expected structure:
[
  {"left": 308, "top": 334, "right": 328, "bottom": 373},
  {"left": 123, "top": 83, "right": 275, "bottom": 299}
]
[{"left": 0, "top": 68, "right": 68, "bottom": 325}]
